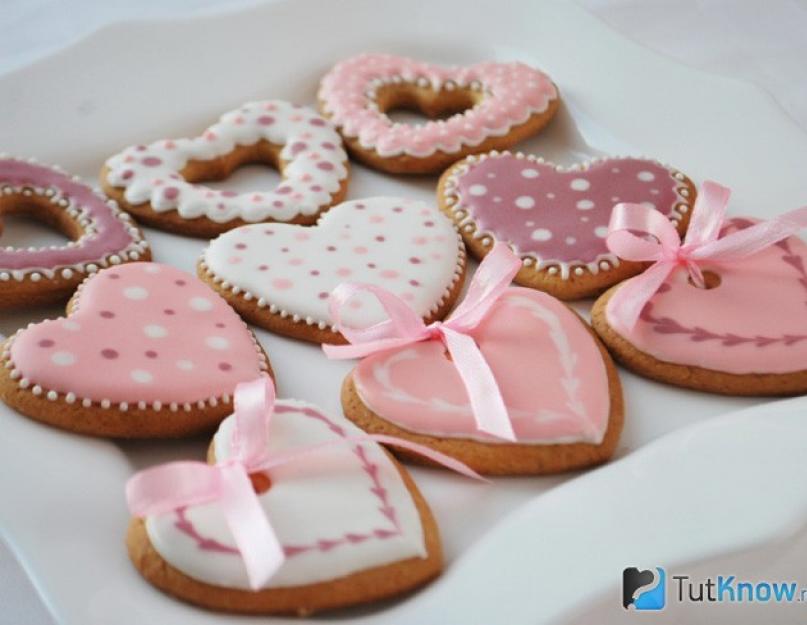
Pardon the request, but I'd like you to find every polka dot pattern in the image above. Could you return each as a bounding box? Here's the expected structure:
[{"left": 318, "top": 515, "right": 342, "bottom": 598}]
[
  {"left": 455, "top": 155, "right": 682, "bottom": 264},
  {"left": 203, "top": 198, "right": 461, "bottom": 328},
  {"left": 9, "top": 263, "right": 264, "bottom": 403}
]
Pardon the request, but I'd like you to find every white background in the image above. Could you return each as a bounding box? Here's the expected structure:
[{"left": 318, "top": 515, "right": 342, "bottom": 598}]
[{"left": 2, "top": 1, "right": 806, "bottom": 623}]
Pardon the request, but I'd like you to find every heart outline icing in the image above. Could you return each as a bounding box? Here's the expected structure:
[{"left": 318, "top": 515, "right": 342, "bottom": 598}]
[
  {"left": 439, "top": 152, "right": 694, "bottom": 280},
  {"left": 200, "top": 196, "right": 465, "bottom": 334},
  {"left": 602, "top": 218, "right": 807, "bottom": 375},
  {"left": 2, "top": 262, "right": 268, "bottom": 411},
  {"left": 352, "top": 287, "right": 612, "bottom": 444},
  {"left": 144, "top": 399, "right": 427, "bottom": 589}
]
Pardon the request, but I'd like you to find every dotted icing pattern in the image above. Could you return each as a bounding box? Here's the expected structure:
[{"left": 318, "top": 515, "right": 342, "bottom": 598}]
[
  {"left": 0, "top": 157, "right": 148, "bottom": 282},
  {"left": 104, "top": 101, "right": 348, "bottom": 224},
  {"left": 200, "top": 197, "right": 465, "bottom": 331},
  {"left": 146, "top": 400, "right": 426, "bottom": 590},
  {"left": 4, "top": 262, "right": 268, "bottom": 409},
  {"left": 319, "top": 53, "right": 558, "bottom": 158},
  {"left": 442, "top": 152, "right": 693, "bottom": 279}
]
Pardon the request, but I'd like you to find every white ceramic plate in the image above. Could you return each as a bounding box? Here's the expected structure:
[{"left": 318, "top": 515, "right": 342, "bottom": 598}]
[{"left": 2, "top": 1, "right": 807, "bottom": 623}]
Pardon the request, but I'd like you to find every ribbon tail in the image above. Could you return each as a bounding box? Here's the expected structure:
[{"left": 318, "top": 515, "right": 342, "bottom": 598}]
[
  {"left": 126, "top": 462, "right": 223, "bottom": 517},
  {"left": 323, "top": 336, "right": 424, "bottom": 360},
  {"left": 257, "top": 435, "right": 487, "bottom": 482},
  {"left": 609, "top": 261, "right": 676, "bottom": 330},
  {"left": 231, "top": 375, "right": 275, "bottom": 466},
  {"left": 219, "top": 464, "right": 285, "bottom": 591},
  {"left": 441, "top": 328, "right": 516, "bottom": 441}
]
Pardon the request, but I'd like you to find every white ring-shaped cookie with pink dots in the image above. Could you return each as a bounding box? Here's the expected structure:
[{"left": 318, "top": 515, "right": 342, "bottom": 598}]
[
  {"left": 101, "top": 101, "right": 350, "bottom": 238},
  {"left": 318, "top": 53, "right": 559, "bottom": 174},
  {"left": 198, "top": 197, "right": 466, "bottom": 344}
]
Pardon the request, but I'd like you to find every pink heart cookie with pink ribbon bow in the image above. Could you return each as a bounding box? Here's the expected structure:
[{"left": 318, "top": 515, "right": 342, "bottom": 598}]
[
  {"left": 343, "top": 287, "right": 624, "bottom": 475},
  {"left": 592, "top": 217, "right": 807, "bottom": 395},
  {"left": 0, "top": 262, "right": 271, "bottom": 437},
  {"left": 438, "top": 152, "right": 696, "bottom": 299}
]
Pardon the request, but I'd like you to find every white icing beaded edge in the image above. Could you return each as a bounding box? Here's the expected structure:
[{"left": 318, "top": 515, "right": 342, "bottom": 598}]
[
  {"left": 0, "top": 155, "right": 150, "bottom": 282},
  {"left": 0, "top": 271, "right": 269, "bottom": 412},
  {"left": 197, "top": 220, "right": 467, "bottom": 335},
  {"left": 440, "top": 151, "right": 694, "bottom": 280}
]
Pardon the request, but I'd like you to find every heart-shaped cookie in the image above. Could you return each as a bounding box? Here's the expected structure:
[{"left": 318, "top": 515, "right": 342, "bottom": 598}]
[
  {"left": 128, "top": 398, "right": 440, "bottom": 614},
  {"left": 0, "top": 156, "right": 150, "bottom": 309},
  {"left": 319, "top": 53, "right": 559, "bottom": 174},
  {"left": 199, "top": 197, "right": 466, "bottom": 344},
  {"left": 592, "top": 219, "right": 807, "bottom": 395},
  {"left": 0, "top": 262, "right": 270, "bottom": 437},
  {"left": 344, "top": 287, "right": 623, "bottom": 475},
  {"left": 438, "top": 152, "right": 696, "bottom": 299},
  {"left": 101, "top": 101, "right": 349, "bottom": 238}
]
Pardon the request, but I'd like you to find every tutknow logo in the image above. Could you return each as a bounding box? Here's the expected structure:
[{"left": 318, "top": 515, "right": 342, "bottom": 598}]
[{"left": 623, "top": 567, "right": 807, "bottom": 612}]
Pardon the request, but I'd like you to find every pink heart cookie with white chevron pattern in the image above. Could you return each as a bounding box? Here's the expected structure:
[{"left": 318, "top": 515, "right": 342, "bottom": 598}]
[
  {"left": 592, "top": 219, "right": 807, "bottom": 395},
  {"left": 344, "top": 287, "right": 624, "bottom": 475},
  {"left": 438, "top": 152, "right": 696, "bottom": 299}
]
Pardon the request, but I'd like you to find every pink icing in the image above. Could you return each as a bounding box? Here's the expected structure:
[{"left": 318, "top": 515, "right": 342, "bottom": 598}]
[
  {"left": 0, "top": 158, "right": 142, "bottom": 271},
  {"left": 606, "top": 219, "right": 807, "bottom": 374},
  {"left": 450, "top": 154, "right": 685, "bottom": 267},
  {"left": 9, "top": 262, "right": 265, "bottom": 403},
  {"left": 353, "top": 288, "right": 610, "bottom": 444},
  {"left": 319, "top": 53, "right": 558, "bottom": 158}
]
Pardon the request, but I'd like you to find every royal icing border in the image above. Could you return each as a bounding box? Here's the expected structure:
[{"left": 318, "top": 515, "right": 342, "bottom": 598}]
[
  {"left": 318, "top": 53, "right": 558, "bottom": 159},
  {"left": 103, "top": 101, "right": 349, "bottom": 225},
  {"left": 441, "top": 151, "right": 694, "bottom": 280},
  {"left": 197, "top": 208, "right": 467, "bottom": 334},
  {"left": 0, "top": 270, "right": 270, "bottom": 412},
  {"left": 0, "top": 156, "right": 149, "bottom": 283}
]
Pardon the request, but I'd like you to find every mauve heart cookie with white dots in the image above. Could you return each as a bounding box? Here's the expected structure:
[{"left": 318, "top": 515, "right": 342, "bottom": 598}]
[
  {"left": 198, "top": 197, "right": 466, "bottom": 344},
  {"left": 0, "top": 262, "right": 271, "bottom": 438},
  {"left": 438, "top": 152, "right": 696, "bottom": 299}
]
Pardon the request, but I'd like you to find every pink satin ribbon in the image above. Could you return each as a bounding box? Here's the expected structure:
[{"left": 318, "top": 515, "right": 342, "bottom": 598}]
[
  {"left": 126, "top": 376, "right": 483, "bottom": 590},
  {"left": 607, "top": 180, "right": 807, "bottom": 329},
  {"left": 323, "top": 242, "right": 521, "bottom": 441}
]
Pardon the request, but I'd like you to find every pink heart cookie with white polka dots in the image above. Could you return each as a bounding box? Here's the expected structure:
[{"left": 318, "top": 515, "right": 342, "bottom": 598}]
[
  {"left": 0, "top": 262, "right": 271, "bottom": 437},
  {"left": 199, "top": 197, "right": 466, "bottom": 344},
  {"left": 438, "top": 152, "right": 696, "bottom": 300}
]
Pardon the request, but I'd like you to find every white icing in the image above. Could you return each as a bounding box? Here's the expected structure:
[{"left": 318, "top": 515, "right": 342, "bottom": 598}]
[
  {"left": 202, "top": 197, "right": 463, "bottom": 329},
  {"left": 104, "top": 101, "right": 348, "bottom": 224},
  {"left": 145, "top": 399, "right": 427, "bottom": 589}
]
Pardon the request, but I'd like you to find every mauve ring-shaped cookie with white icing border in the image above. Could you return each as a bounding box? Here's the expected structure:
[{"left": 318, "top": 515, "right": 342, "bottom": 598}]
[
  {"left": 318, "top": 53, "right": 560, "bottom": 174},
  {"left": 0, "top": 156, "right": 150, "bottom": 309},
  {"left": 101, "top": 101, "right": 350, "bottom": 238}
]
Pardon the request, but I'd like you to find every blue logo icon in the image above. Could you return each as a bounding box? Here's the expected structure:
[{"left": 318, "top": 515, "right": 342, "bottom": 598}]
[{"left": 623, "top": 567, "right": 666, "bottom": 611}]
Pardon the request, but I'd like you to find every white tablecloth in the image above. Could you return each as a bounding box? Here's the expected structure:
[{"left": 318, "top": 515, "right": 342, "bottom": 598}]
[{"left": 2, "top": 1, "right": 806, "bottom": 623}]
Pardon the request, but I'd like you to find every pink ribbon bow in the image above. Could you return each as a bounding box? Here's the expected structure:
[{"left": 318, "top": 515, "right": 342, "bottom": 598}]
[
  {"left": 126, "top": 376, "right": 483, "bottom": 591},
  {"left": 607, "top": 180, "right": 807, "bottom": 329},
  {"left": 323, "top": 242, "right": 521, "bottom": 441}
]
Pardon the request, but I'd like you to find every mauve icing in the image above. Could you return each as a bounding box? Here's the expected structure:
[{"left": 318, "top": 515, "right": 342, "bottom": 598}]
[
  {"left": 0, "top": 158, "right": 143, "bottom": 274},
  {"left": 606, "top": 219, "right": 807, "bottom": 374},
  {"left": 319, "top": 53, "right": 558, "bottom": 158},
  {"left": 448, "top": 154, "right": 687, "bottom": 275}
]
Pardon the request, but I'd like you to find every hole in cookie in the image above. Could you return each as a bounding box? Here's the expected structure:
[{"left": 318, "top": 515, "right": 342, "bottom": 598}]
[
  {"left": 376, "top": 83, "right": 481, "bottom": 126},
  {"left": 180, "top": 143, "right": 284, "bottom": 193},
  {"left": 688, "top": 270, "right": 721, "bottom": 290},
  {"left": 249, "top": 471, "right": 272, "bottom": 494},
  {"left": 0, "top": 195, "right": 79, "bottom": 249}
]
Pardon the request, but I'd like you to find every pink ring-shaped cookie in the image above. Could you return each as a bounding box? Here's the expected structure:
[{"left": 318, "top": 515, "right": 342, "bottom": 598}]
[
  {"left": 0, "top": 157, "right": 149, "bottom": 308},
  {"left": 102, "top": 101, "right": 349, "bottom": 237},
  {"left": 318, "top": 53, "right": 559, "bottom": 172}
]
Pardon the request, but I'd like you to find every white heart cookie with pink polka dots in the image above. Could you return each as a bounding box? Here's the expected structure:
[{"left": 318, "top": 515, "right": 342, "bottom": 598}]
[
  {"left": 199, "top": 197, "right": 465, "bottom": 343},
  {"left": 0, "top": 262, "right": 270, "bottom": 437},
  {"left": 438, "top": 152, "right": 696, "bottom": 299}
]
